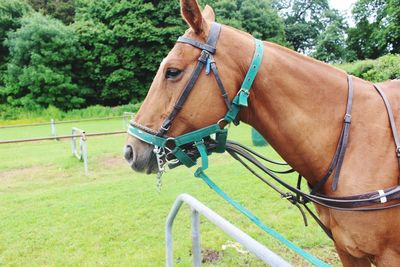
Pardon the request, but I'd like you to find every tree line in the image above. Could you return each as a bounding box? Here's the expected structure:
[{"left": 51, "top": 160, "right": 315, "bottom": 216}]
[{"left": 0, "top": 0, "right": 398, "bottom": 111}]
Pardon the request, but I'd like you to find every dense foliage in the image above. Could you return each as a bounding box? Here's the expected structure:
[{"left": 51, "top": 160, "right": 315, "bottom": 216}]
[
  {"left": 200, "top": 0, "right": 286, "bottom": 44},
  {"left": 28, "top": 0, "right": 75, "bottom": 25},
  {"left": 0, "top": 0, "right": 32, "bottom": 99},
  {"left": 72, "top": 0, "right": 186, "bottom": 106},
  {"left": 0, "top": 0, "right": 398, "bottom": 111},
  {"left": 338, "top": 54, "right": 400, "bottom": 82},
  {"left": 3, "top": 14, "right": 85, "bottom": 110},
  {"left": 347, "top": 0, "right": 400, "bottom": 60}
]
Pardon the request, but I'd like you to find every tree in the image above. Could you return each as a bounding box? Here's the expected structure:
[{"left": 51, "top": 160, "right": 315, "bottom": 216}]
[
  {"left": 313, "top": 9, "right": 349, "bottom": 63},
  {"left": 346, "top": 0, "right": 388, "bottom": 59},
  {"left": 277, "top": 0, "right": 330, "bottom": 53},
  {"left": 2, "top": 13, "right": 88, "bottom": 110},
  {"left": 385, "top": 0, "right": 400, "bottom": 54},
  {"left": 346, "top": 0, "right": 400, "bottom": 60},
  {"left": 27, "top": 0, "right": 75, "bottom": 25},
  {"left": 0, "top": 0, "right": 32, "bottom": 99},
  {"left": 72, "top": 0, "right": 186, "bottom": 106},
  {"left": 200, "top": 0, "right": 286, "bottom": 44}
]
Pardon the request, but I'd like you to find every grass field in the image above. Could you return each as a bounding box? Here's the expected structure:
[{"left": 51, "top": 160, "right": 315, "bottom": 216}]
[{"left": 0, "top": 120, "right": 340, "bottom": 266}]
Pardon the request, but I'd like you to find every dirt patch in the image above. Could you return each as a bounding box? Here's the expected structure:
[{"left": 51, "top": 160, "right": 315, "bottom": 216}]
[
  {"left": 0, "top": 165, "right": 45, "bottom": 183},
  {"left": 98, "top": 154, "right": 126, "bottom": 169},
  {"left": 202, "top": 248, "right": 221, "bottom": 264}
]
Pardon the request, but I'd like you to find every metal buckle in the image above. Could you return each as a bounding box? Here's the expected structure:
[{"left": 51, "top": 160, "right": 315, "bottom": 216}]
[
  {"left": 160, "top": 124, "right": 170, "bottom": 132},
  {"left": 237, "top": 88, "right": 249, "bottom": 96},
  {"left": 193, "top": 139, "right": 204, "bottom": 147},
  {"left": 165, "top": 137, "right": 176, "bottom": 150},
  {"left": 217, "top": 118, "right": 229, "bottom": 129}
]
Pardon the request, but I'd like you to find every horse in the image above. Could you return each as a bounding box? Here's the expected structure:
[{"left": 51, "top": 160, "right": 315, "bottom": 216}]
[{"left": 124, "top": 0, "right": 400, "bottom": 265}]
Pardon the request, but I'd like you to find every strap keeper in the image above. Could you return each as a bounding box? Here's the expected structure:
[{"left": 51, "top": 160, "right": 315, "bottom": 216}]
[
  {"left": 377, "top": 189, "right": 387, "bottom": 203},
  {"left": 237, "top": 88, "right": 250, "bottom": 107},
  {"left": 344, "top": 114, "right": 351, "bottom": 124},
  {"left": 198, "top": 50, "right": 209, "bottom": 63}
]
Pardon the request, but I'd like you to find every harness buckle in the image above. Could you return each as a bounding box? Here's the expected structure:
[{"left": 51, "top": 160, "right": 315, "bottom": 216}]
[
  {"left": 193, "top": 139, "right": 204, "bottom": 147},
  {"left": 165, "top": 137, "right": 176, "bottom": 149},
  {"left": 237, "top": 88, "right": 249, "bottom": 96},
  {"left": 160, "top": 124, "right": 170, "bottom": 132},
  {"left": 217, "top": 118, "right": 229, "bottom": 129},
  {"left": 198, "top": 50, "right": 209, "bottom": 63}
]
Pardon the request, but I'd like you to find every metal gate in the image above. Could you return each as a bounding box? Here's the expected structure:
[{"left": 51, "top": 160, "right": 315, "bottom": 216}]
[{"left": 166, "top": 193, "right": 292, "bottom": 267}]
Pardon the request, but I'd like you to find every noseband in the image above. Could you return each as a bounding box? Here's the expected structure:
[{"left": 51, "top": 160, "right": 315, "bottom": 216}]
[{"left": 128, "top": 22, "right": 264, "bottom": 175}]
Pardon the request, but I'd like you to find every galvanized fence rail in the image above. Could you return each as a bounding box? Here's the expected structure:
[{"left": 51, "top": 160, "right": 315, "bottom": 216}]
[
  {"left": 0, "top": 112, "right": 134, "bottom": 144},
  {"left": 166, "top": 193, "right": 292, "bottom": 267},
  {"left": 0, "top": 112, "right": 135, "bottom": 136},
  {"left": 71, "top": 127, "right": 88, "bottom": 176},
  {"left": 0, "top": 114, "right": 134, "bottom": 129},
  {"left": 0, "top": 130, "right": 126, "bottom": 144}
]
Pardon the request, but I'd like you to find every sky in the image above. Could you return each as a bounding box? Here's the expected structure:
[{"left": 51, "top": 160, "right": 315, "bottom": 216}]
[
  {"left": 329, "top": 0, "right": 357, "bottom": 12},
  {"left": 329, "top": 0, "right": 358, "bottom": 25}
]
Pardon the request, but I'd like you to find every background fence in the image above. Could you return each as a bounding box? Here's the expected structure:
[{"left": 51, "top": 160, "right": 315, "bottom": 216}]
[{"left": 0, "top": 112, "right": 134, "bottom": 144}]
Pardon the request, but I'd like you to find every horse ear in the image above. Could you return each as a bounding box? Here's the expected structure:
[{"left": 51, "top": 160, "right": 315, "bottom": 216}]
[
  {"left": 180, "top": 0, "right": 205, "bottom": 34},
  {"left": 202, "top": 5, "right": 215, "bottom": 22}
]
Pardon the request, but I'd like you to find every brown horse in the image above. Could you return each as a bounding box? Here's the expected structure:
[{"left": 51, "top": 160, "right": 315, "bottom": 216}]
[{"left": 124, "top": 0, "right": 400, "bottom": 265}]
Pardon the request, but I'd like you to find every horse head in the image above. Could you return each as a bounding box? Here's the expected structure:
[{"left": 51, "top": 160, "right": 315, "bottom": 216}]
[{"left": 124, "top": 0, "right": 250, "bottom": 173}]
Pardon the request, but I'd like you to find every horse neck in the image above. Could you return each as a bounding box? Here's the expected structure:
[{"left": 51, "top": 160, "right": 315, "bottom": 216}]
[{"left": 239, "top": 42, "right": 350, "bottom": 184}]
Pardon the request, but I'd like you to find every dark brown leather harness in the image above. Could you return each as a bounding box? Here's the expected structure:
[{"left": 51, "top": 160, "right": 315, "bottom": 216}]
[{"left": 223, "top": 77, "right": 400, "bottom": 239}]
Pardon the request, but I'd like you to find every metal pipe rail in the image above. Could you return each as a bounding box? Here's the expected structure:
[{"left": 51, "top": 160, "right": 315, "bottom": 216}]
[
  {"left": 0, "top": 115, "right": 130, "bottom": 129},
  {"left": 71, "top": 127, "right": 88, "bottom": 176},
  {"left": 166, "top": 193, "right": 292, "bottom": 267},
  {"left": 0, "top": 131, "right": 126, "bottom": 144}
]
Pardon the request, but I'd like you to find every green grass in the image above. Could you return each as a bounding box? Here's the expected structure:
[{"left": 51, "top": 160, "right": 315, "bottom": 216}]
[
  {"left": 0, "top": 104, "right": 141, "bottom": 125},
  {"left": 0, "top": 121, "right": 340, "bottom": 266}
]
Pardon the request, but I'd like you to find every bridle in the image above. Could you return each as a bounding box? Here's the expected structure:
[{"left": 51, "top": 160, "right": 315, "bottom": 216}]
[
  {"left": 128, "top": 22, "right": 264, "bottom": 177},
  {"left": 128, "top": 22, "right": 400, "bottom": 243}
]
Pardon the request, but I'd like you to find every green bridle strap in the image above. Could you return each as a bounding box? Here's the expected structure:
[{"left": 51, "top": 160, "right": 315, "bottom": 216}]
[
  {"left": 128, "top": 38, "right": 263, "bottom": 168},
  {"left": 194, "top": 169, "right": 331, "bottom": 267},
  {"left": 128, "top": 125, "right": 166, "bottom": 147},
  {"left": 174, "top": 124, "right": 226, "bottom": 146},
  {"left": 224, "top": 39, "right": 264, "bottom": 123}
]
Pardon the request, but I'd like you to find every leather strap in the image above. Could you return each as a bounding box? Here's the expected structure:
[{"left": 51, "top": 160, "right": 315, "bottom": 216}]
[
  {"left": 332, "top": 75, "right": 354, "bottom": 191},
  {"left": 373, "top": 84, "right": 400, "bottom": 170},
  {"left": 158, "top": 23, "right": 221, "bottom": 136},
  {"left": 311, "top": 75, "right": 354, "bottom": 193},
  {"left": 177, "top": 37, "right": 216, "bottom": 54},
  {"left": 159, "top": 50, "right": 209, "bottom": 136},
  {"left": 209, "top": 56, "right": 231, "bottom": 109},
  {"left": 158, "top": 22, "right": 232, "bottom": 137}
]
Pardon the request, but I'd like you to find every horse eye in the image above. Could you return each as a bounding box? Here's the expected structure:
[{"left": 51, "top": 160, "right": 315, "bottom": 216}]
[{"left": 165, "top": 68, "right": 182, "bottom": 80}]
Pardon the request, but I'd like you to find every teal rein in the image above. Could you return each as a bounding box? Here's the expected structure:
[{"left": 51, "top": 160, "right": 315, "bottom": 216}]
[{"left": 128, "top": 37, "right": 329, "bottom": 266}]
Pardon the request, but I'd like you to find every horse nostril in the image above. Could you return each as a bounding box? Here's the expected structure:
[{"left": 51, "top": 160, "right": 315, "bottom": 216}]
[{"left": 124, "top": 145, "right": 134, "bottom": 163}]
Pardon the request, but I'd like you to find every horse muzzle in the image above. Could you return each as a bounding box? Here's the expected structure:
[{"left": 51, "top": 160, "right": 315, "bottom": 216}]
[{"left": 124, "top": 138, "right": 158, "bottom": 174}]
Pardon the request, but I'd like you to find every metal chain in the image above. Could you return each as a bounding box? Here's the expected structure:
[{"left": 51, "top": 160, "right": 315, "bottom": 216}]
[{"left": 153, "top": 146, "right": 166, "bottom": 192}]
